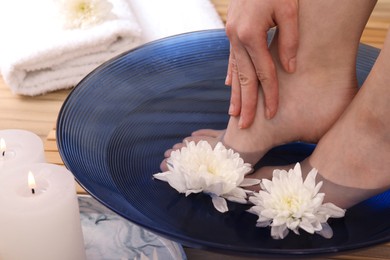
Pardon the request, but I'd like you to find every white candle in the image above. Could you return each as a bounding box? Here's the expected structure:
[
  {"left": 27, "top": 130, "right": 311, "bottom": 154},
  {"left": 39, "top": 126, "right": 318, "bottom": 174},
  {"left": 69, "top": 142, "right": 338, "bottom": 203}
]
[
  {"left": 0, "top": 129, "right": 46, "bottom": 171},
  {"left": 0, "top": 163, "right": 86, "bottom": 260}
]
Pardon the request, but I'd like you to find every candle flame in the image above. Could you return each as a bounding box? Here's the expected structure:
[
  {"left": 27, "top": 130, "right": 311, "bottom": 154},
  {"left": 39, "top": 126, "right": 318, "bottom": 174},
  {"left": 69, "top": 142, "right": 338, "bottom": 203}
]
[
  {"left": 0, "top": 138, "right": 5, "bottom": 156},
  {"left": 28, "top": 171, "right": 37, "bottom": 190}
]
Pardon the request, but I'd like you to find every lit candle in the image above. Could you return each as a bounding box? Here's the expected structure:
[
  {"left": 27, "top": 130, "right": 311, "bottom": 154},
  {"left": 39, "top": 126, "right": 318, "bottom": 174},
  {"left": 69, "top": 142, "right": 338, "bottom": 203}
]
[
  {"left": 0, "top": 163, "right": 86, "bottom": 260},
  {"left": 1, "top": 138, "right": 6, "bottom": 156},
  {"left": 28, "top": 170, "right": 37, "bottom": 194},
  {"left": 0, "top": 129, "right": 46, "bottom": 171}
]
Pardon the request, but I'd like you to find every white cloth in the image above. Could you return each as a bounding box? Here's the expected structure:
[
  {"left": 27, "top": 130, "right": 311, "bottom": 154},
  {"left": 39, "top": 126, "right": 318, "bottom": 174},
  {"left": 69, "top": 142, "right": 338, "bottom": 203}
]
[
  {"left": 0, "top": 0, "right": 224, "bottom": 96},
  {"left": 0, "top": 0, "right": 142, "bottom": 96},
  {"left": 130, "top": 0, "right": 224, "bottom": 43}
]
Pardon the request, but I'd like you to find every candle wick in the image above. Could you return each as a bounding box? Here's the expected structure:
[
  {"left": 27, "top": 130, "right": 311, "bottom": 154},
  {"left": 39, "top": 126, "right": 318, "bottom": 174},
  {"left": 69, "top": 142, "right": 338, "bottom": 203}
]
[
  {"left": 1, "top": 151, "right": 4, "bottom": 157},
  {"left": 31, "top": 188, "right": 35, "bottom": 195}
]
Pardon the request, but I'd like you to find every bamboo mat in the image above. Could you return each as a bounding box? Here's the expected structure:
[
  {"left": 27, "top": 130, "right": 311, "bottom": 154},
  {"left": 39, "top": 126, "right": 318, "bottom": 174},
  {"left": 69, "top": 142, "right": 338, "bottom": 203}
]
[{"left": 45, "top": 128, "right": 87, "bottom": 194}]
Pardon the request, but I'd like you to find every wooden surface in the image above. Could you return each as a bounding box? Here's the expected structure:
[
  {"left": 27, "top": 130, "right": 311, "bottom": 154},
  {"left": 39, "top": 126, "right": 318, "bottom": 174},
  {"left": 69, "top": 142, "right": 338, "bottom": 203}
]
[{"left": 2, "top": 1, "right": 390, "bottom": 259}]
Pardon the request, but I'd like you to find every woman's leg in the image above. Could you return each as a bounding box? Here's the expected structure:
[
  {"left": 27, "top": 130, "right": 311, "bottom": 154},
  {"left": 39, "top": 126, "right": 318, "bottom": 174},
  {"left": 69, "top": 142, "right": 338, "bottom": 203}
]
[
  {"left": 304, "top": 27, "right": 390, "bottom": 208},
  {"left": 161, "top": 0, "right": 377, "bottom": 170},
  {"left": 254, "top": 27, "right": 390, "bottom": 209}
]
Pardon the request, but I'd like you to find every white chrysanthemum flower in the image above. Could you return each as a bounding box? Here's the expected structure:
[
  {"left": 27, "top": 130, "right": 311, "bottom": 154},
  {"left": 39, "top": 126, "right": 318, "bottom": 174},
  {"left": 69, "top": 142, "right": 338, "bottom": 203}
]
[
  {"left": 248, "top": 163, "right": 346, "bottom": 240},
  {"left": 59, "top": 0, "right": 116, "bottom": 29},
  {"left": 154, "top": 141, "right": 260, "bottom": 213}
]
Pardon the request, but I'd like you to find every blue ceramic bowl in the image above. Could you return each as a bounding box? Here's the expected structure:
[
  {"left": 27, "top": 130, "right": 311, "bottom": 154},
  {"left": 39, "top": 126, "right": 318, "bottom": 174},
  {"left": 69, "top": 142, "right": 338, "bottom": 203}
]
[{"left": 57, "top": 29, "right": 389, "bottom": 257}]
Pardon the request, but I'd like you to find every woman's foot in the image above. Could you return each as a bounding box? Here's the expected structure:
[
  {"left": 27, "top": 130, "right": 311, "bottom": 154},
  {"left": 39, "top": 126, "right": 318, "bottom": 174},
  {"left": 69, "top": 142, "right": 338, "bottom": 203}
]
[
  {"left": 161, "top": 36, "right": 358, "bottom": 171},
  {"left": 251, "top": 37, "right": 390, "bottom": 209}
]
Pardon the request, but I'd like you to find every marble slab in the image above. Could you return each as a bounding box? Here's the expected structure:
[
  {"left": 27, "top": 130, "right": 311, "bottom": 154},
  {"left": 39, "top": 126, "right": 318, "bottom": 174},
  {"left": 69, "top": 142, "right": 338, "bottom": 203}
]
[{"left": 79, "top": 195, "right": 186, "bottom": 260}]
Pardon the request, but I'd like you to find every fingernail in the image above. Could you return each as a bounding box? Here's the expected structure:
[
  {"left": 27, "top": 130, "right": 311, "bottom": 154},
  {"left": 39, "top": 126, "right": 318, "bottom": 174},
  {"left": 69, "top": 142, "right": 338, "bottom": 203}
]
[
  {"left": 225, "top": 74, "right": 232, "bottom": 86},
  {"left": 229, "top": 104, "right": 235, "bottom": 115},
  {"left": 238, "top": 119, "right": 243, "bottom": 129},
  {"left": 288, "top": 58, "right": 296, "bottom": 73},
  {"left": 265, "top": 107, "right": 272, "bottom": 119}
]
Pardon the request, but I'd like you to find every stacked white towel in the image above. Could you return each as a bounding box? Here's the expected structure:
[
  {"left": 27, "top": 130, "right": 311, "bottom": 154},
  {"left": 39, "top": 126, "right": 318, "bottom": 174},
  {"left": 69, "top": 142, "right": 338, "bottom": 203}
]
[
  {"left": 130, "top": 0, "right": 224, "bottom": 43},
  {"left": 0, "top": 0, "right": 224, "bottom": 96},
  {"left": 0, "top": 0, "right": 142, "bottom": 96}
]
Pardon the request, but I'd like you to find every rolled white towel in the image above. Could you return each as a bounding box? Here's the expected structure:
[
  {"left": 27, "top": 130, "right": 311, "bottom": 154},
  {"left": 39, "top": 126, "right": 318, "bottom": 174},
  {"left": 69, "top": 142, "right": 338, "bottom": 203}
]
[
  {"left": 0, "top": 0, "right": 142, "bottom": 96},
  {"left": 129, "top": 0, "right": 224, "bottom": 43}
]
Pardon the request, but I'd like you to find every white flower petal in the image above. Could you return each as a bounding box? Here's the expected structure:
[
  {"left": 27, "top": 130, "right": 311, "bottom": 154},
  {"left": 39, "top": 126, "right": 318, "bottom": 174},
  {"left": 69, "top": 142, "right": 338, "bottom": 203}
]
[
  {"left": 248, "top": 195, "right": 260, "bottom": 205},
  {"left": 292, "top": 163, "right": 304, "bottom": 183},
  {"left": 153, "top": 172, "right": 169, "bottom": 182},
  {"left": 271, "top": 225, "right": 289, "bottom": 240},
  {"left": 316, "top": 223, "right": 334, "bottom": 239},
  {"left": 261, "top": 179, "right": 274, "bottom": 193},
  {"left": 185, "top": 189, "right": 202, "bottom": 196},
  {"left": 312, "top": 182, "right": 324, "bottom": 197},
  {"left": 243, "top": 189, "right": 256, "bottom": 196},
  {"left": 247, "top": 206, "right": 263, "bottom": 216},
  {"left": 154, "top": 171, "right": 187, "bottom": 193},
  {"left": 311, "top": 219, "right": 323, "bottom": 232},
  {"left": 320, "top": 203, "right": 346, "bottom": 218},
  {"left": 298, "top": 218, "right": 316, "bottom": 234},
  {"left": 272, "top": 216, "right": 288, "bottom": 226},
  {"left": 229, "top": 186, "right": 247, "bottom": 197},
  {"left": 292, "top": 228, "right": 300, "bottom": 235},
  {"left": 302, "top": 212, "right": 316, "bottom": 220},
  {"left": 261, "top": 208, "right": 278, "bottom": 219},
  {"left": 206, "top": 182, "right": 225, "bottom": 196},
  {"left": 210, "top": 194, "right": 229, "bottom": 213},
  {"left": 312, "top": 193, "right": 325, "bottom": 207},
  {"left": 258, "top": 214, "right": 273, "bottom": 223},
  {"left": 239, "top": 178, "right": 261, "bottom": 187},
  {"left": 223, "top": 187, "right": 248, "bottom": 204},
  {"left": 303, "top": 167, "right": 318, "bottom": 190},
  {"left": 224, "top": 196, "right": 247, "bottom": 204},
  {"left": 286, "top": 219, "right": 300, "bottom": 230},
  {"left": 256, "top": 220, "right": 272, "bottom": 228}
]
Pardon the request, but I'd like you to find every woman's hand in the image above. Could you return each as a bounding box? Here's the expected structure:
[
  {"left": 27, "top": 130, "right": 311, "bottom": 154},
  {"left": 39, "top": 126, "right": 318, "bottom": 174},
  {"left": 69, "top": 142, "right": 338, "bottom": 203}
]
[{"left": 225, "top": 0, "right": 298, "bottom": 128}]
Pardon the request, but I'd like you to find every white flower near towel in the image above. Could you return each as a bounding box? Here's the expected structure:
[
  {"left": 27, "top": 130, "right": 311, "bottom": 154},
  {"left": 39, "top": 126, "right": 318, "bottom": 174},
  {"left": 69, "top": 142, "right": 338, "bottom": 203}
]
[{"left": 59, "top": 0, "right": 117, "bottom": 29}]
